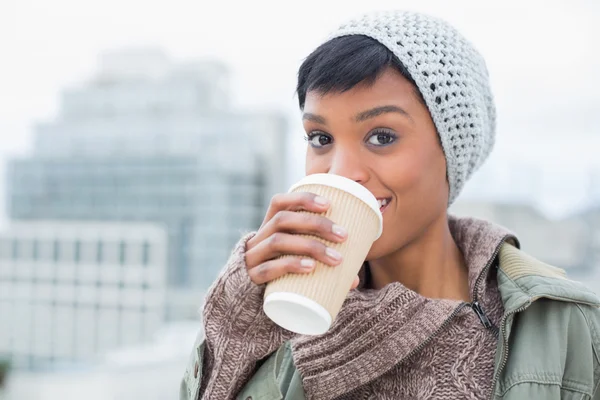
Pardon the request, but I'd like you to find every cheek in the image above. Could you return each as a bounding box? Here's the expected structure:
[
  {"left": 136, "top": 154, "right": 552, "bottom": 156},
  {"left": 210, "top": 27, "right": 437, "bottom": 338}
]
[
  {"left": 421, "top": 143, "right": 448, "bottom": 191},
  {"left": 368, "top": 149, "right": 446, "bottom": 259},
  {"left": 305, "top": 150, "right": 329, "bottom": 175},
  {"left": 385, "top": 147, "right": 432, "bottom": 193},
  {"left": 382, "top": 140, "right": 448, "bottom": 228}
]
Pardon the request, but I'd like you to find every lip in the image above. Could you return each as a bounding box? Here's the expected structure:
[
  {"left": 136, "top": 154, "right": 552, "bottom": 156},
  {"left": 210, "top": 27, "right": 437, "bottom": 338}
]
[{"left": 376, "top": 197, "right": 392, "bottom": 214}]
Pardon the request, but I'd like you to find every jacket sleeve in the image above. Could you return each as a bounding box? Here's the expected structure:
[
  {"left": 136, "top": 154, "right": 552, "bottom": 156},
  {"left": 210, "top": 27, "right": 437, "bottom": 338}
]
[
  {"left": 577, "top": 304, "right": 600, "bottom": 400},
  {"left": 180, "top": 329, "right": 206, "bottom": 400},
  {"left": 190, "top": 232, "right": 295, "bottom": 400}
]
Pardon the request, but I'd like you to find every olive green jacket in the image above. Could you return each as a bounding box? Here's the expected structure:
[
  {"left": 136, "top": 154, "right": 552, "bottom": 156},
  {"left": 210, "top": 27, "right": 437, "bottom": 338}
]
[{"left": 182, "top": 243, "right": 600, "bottom": 400}]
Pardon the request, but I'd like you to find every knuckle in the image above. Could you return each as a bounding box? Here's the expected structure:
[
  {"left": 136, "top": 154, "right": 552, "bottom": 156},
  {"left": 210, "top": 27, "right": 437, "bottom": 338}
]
[
  {"left": 268, "top": 232, "right": 283, "bottom": 248},
  {"left": 256, "top": 264, "right": 269, "bottom": 280},
  {"left": 273, "top": 211, "right": 290, "bottom": 227},
  {"left": 316, "top": 216, "right": 331, "bottom": 231},
  {"left": 285, "top": 257, "right": 303, "bottom": 274},
  {"left": 286, "top": 259, "right": 300, "bottom": 273},
  {"left": 308, "top": 239, "right": 325, "bottom": 256},
  {"left": 244, "top": 248, "right": 256, "bottom": 268},
  {"left": 247, "top": 266, "right": 259, "bottom": 284},
  {"left": 244, "top": 253, "right": 253, "bottom": 269},
  {"left": 271, "top": 211, "right": 283, "bottom": 226},
  {"left": 271, "top": 193, "right": 283, "bottom": 208}
]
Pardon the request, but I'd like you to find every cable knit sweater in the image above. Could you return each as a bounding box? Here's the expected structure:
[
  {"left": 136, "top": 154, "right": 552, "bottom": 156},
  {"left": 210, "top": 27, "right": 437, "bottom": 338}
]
[{"left": 199, "top": 217, "right": 514, "bottom": 400}]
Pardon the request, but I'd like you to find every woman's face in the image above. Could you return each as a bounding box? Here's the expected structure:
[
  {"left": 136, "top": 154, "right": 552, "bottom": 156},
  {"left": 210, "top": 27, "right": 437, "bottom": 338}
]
[{"left": 303, "top": 67, "right": 449, "bottom": 259}]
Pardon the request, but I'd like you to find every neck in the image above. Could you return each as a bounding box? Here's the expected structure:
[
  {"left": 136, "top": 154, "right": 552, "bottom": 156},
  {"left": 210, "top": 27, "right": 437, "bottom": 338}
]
[{"left": 368, "top": 212, "right": 470, "bottom": 301}]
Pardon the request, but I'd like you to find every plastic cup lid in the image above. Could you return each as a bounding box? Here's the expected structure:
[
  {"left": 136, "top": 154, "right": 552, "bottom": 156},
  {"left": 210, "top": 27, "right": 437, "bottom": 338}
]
[{"left": 263, "top": 292, "right": 332, "bottom": 335}]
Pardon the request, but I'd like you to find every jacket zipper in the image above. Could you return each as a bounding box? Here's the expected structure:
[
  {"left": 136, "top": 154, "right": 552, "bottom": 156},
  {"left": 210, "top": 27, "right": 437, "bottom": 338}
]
[
  {"left": 487, "top": 302, "right": 530, "bottom": 400},
  {"left": 469, "top": 235, "right": 510, "bottom": 339},
  {"left": 335, "top": 236, "right": 511, "bottom": 400},
  {"left": 471, "top": 301, "right": 499, "bottom": 338}
]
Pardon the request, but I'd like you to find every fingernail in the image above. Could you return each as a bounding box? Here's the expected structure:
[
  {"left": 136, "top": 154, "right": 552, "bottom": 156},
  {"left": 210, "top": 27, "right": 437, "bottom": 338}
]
[
  {"left": 314, "top": 196, "right": 329, "bottom": 206},
  {"left": 332, "top": 224, "right": 347, "bottom": 238},
  {"left": 300, "top": 259, "right": 315, "bottom": 269},
  {"left": 326, "top": 247, "right": 342, "bottom": 261}
]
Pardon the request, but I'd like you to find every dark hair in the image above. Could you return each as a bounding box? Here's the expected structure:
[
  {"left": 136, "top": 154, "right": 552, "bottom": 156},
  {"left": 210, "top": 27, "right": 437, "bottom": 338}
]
[{"left": 296, "top": 35, "right": 424, "bottom": 110}]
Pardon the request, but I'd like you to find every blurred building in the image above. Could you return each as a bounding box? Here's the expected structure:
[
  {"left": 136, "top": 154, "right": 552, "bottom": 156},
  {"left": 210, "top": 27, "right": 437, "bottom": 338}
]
[
  {"left": 3, "top": 321, "right": 200, "bottom": 400},
  {"left": 577, "top": 206, "right": 600, "bottom": 279},
  {"left": 0, "top": 221, "right": 167, "bottom": 371},
  {"left": 6, "top": 48, "right": 287, "bottom": 319},
  {"left": 455, "top": 160, "right": 600, "bottom": 292},
  {"left": 461, "top": 158, "right": 600, "bottom": 220},
  {"left": 459, "top": 159, "right": 543, "bottom": 206},
  {"left": 590, "top": 170, "right": 600, "bottom": 204},
  {"left": 450, "top": 200, "right": 600, "bottom": 294}
]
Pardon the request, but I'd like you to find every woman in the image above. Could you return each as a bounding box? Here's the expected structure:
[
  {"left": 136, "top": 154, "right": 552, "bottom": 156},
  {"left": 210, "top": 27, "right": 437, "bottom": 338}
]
[{"left": 181, "top": 11, "right": 600, "bottom": 400}]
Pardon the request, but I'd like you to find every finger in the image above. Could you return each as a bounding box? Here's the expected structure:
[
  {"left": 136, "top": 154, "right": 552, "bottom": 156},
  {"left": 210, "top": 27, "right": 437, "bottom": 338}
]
[
  {"left": 351, "top": 276, "right": 360, "bottom": 290},
  {"left": 248, "top": 192, "right": 332, "bottom": 251},
  {"left": 261, "top": 192, "right": 330, "bottom": 227},
  {"left": 248, "top": 257, "right": 316, "bottom": 285},
  {"left": 245, "top": 232, "right": 342, "bottom": 270},
  {"left": 250, "top": 210, "right": 346, "bottom": 251}
]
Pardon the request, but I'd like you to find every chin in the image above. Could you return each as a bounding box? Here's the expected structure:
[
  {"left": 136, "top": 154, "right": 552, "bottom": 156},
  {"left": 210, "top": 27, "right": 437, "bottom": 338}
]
[
  {"left": 366, "top": 230, "right": 409, "bottom": 261},
  {"left": 365, "top": 238, "right": 389, "bottom": 261}
]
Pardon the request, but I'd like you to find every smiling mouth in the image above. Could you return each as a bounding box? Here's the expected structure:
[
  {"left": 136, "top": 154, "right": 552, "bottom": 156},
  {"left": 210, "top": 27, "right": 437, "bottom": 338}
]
[{"left": 376, "top": 197, "right": 392, "bottom": 214}]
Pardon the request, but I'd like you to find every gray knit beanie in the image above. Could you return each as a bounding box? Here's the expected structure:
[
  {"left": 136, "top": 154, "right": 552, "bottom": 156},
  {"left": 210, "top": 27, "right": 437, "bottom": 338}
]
[{"left": 329, "top": 11, "right": 496, "bottom": 204}]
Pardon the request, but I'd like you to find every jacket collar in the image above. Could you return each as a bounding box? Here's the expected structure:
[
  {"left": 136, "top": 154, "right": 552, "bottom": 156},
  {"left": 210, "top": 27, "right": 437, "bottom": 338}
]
[{"left": 497, "top": 243, "right": 600, "bottom": 312}]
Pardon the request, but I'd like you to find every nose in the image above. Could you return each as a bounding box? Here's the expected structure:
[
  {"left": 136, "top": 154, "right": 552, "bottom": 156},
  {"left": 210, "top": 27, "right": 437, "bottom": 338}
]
[{"left": 327, "top": 148, "right": 370, "bottom": 185}]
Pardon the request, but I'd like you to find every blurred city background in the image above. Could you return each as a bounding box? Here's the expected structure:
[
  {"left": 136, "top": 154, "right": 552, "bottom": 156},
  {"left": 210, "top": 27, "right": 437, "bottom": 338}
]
[{"left": 0, "top": 0, "right": 598, "bottom": 398}]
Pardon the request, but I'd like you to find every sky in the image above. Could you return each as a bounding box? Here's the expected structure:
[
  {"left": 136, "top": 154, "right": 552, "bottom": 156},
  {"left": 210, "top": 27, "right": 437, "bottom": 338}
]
[{"left": 0, "top": 0, "right": 599, "bottom": 223}]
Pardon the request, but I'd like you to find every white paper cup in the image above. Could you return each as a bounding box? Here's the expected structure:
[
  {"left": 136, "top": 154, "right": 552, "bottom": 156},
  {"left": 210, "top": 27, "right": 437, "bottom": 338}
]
[{"left": 263, "top": 174, "right": 383, "bottom": 335}]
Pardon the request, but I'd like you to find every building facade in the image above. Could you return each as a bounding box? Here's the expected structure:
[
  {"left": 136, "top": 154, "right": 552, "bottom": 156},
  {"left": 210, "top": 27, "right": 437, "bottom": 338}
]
[
  {"left": 450, "top": 200, "right": 597, "bottom": 277},
  {"left": 0, "top": 221, "right": 167, "bottom": 371},
  {"left": 8, "top": 156, "right": 265, "bottom": 294},
  {"left": 6, "top": 48, "right": 287, "bottom": 318},
  {"left": 3, "top": 322, "right": 200, "bottom": 400}
]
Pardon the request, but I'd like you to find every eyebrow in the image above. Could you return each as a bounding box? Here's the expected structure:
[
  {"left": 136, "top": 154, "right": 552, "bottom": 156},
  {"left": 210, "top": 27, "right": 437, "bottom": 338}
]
[
  {"left": 302, "top": 105, "right": 412, "bottom": 126},
  {"left": 302, "top": 113, "right": 327, "bottom": 124},
  {"left": 355, "top": 105, "right": 412, "bottom": 122}
]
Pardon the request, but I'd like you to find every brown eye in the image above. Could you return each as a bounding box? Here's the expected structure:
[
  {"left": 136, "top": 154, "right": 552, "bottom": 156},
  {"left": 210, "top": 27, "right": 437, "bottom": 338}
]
[
  {"left": 306, "top": 133, "right": 333, "bottom": 148},
  {"left": 367, "top": 130, "right": 398, "bottom": 146}
]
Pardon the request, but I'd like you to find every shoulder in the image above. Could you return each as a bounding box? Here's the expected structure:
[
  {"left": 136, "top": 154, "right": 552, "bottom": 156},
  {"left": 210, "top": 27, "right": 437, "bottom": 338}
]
[
  {"left": 497, "top": 242, "right": 600, "bottom": 350},
  {"left": 497, "top": 243, "right": 600, "bottom": 311}
]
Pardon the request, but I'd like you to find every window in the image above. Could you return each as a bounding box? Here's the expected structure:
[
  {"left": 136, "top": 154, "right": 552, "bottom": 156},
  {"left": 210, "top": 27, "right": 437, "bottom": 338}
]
[
  {"left": 96, "top": 241, "right": 103, "bottom": 264},
  {"left": 0, "top": 239, "right": 9, "bottom": 260},
  {"left": 53, "top": 240, "right": 60, "bottom": 263},
  {"left": 119, "top": 241, "right": 126, "bottom": 265},
  {"left": 141, "top": 241, "right": 150, "bottom": 266},
  {"left": 74, "top": 240, "right": 81, "bottom": 264},
  {"left": 11, "top": 239, "right": 19, "bottom": 260},
  {"left": 32, "top": 240, "right": 39, "bottom": 261}
]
